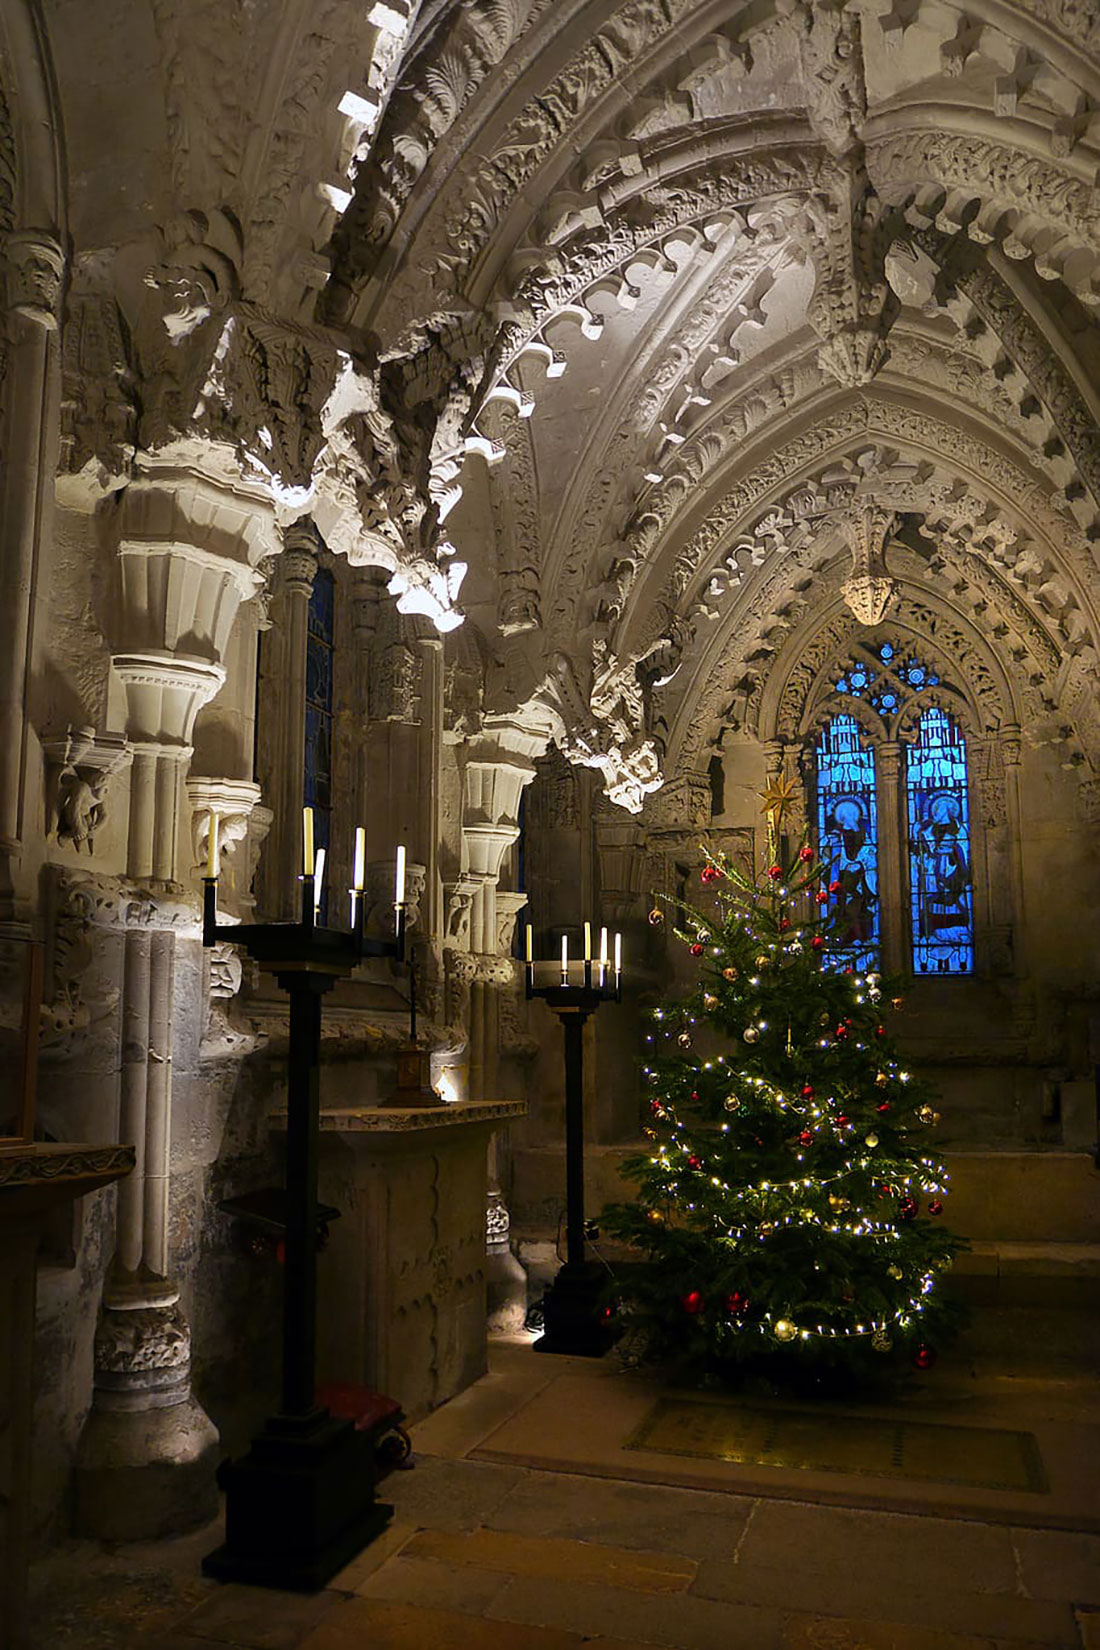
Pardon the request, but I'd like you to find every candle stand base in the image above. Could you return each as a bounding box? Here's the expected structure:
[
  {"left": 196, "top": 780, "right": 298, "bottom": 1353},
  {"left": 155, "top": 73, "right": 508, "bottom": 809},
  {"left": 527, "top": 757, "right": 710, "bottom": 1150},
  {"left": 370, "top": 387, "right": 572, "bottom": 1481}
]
[
  {"left": 202, "top": 1413, "right": 391, "bottom": 1592},
  {"left": 534, "top": 1259, "right": 621, "bottom": 1359}
]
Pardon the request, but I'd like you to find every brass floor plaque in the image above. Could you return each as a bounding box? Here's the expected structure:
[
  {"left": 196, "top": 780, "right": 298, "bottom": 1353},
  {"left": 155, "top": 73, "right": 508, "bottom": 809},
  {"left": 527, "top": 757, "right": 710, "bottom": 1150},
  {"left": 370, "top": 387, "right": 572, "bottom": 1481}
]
[{"left": 625, "top": 1398, "right": 1048, "bottom": 1493}]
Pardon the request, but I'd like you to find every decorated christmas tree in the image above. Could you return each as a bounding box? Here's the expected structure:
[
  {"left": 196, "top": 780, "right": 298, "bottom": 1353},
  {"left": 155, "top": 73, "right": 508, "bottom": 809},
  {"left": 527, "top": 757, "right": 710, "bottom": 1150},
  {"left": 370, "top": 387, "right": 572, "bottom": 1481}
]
[{"left": 602, "top": 778, "right": 967, "bottom": 1391}]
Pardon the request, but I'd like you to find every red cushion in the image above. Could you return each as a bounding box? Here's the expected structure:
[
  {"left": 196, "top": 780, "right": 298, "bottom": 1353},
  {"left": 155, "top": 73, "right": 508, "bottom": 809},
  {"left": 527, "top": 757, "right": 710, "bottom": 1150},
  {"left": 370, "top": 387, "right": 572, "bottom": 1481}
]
[{"left": 317, "top": 1380, "right": 403, "bottom": 1430}]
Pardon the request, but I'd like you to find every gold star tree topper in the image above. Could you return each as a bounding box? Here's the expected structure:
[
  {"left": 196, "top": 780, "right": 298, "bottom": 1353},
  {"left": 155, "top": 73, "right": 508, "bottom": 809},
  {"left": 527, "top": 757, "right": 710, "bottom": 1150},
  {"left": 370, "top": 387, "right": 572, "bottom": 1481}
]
[{"left": 758, "top": 771, "right": 800, "bottom": 848}]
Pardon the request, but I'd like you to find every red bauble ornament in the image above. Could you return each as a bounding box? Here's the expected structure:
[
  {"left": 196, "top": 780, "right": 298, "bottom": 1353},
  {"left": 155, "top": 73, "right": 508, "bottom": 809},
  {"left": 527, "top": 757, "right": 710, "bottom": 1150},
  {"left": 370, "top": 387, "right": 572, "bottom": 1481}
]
[
  {"left": 898, "top": 1196, "right": 918, "bottom": 1221},
  {"left": 688, "top": 1155, "right": 701, "bottom": 1170},
  {"left": 927, "top": 1199, "right": 944, "bottom": 1216},
  {"left": 835, "top": 1114, "right": 850, "bottom": 1127},
  {"left": 682, "top": 1290, "right": 704, "bottom": 1315},
  {"left": 815, "top": 890, "right": 829, "bottom": 905},
  {"left": 767, "top": 864, "right": 783, "bottom": 880},
  {"left": 912, "top": 1345, "right": 937, "bottom": 1370},
  {"left": 811, "top": 935, "right": 825, "bottom": 951},
  {"left": 649, "top": 1099, "right": 664, "bottom": 1115},
  {"left": 798, "top": 1130, "right": 813, "bottom": 1147},
  {"left": 799, "top": 845, "right": 814, "bottom": 862},
  {"left": 779, "top": 917, "right": 791, "bottom": 932},
  {"left": 690, "top": 942, "right": 705, "bottom": 956},
  {"left": 835, "top": 1024, "right": 849, "bottom": 1039},
  {"left": 801, "top": 1083, "right": 814, "bottom": 1098},
  {"left": 726, "top": 1290, "right": 750, "bottom": 1314},
  {"left": 876, "top": 1101, "right": 891, "bottom": 1113},
  {"left": 829, "top": 879, "right": 842, "bottom": 894},
  {"left": 701, "top": 865, "right": 720, "bottom": 885},
  {"left": 875, "top": 1025, "right": 886, "bottom": 1038},
  {"left": 690, "top": 1091, "right": 699, "bottom": 1102}
]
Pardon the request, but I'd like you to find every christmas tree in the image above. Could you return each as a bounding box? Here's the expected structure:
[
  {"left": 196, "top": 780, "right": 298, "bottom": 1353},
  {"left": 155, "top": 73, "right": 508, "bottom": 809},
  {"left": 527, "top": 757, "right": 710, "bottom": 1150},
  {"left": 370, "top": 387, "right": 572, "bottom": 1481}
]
[{"left": 602, "top": 781, "right": 966, "bottom": 1391}]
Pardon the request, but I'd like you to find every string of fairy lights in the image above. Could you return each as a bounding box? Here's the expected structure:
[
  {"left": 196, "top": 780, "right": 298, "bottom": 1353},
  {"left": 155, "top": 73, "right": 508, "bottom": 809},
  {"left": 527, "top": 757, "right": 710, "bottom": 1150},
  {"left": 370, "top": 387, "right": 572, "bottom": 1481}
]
[{"left": 637, "top": 923, "right": 955, "bottom": 1351}]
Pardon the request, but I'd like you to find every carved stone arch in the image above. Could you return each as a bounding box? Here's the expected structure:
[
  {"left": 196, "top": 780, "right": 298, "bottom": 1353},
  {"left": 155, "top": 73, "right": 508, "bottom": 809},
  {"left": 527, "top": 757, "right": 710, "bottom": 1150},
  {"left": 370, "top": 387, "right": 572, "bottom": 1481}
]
[{"left": 761, "top": 589, "right": 1017, "bottom": 752}]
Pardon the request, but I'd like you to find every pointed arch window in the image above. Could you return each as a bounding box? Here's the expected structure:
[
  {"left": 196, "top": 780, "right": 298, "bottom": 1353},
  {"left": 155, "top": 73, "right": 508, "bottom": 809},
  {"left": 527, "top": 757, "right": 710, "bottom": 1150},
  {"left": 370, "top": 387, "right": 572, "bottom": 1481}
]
[
  {"left": 815, "top": 713, "right": 880, "bottom": 973},
  {"left": 809, "top": 637, "right": 977, "bottom": 979},
  {"left": 906, "top": 707, "right": 974, "bottom": 975}
]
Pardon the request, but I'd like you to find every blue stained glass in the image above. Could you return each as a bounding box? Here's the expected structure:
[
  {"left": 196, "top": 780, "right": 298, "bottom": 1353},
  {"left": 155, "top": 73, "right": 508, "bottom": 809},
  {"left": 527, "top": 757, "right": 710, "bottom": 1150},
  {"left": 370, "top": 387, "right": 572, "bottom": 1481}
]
[
  {"left": 816, "top": 714, "right": 880, "bottom": 972},
  {"left": 305, "top": 566, "right": 335, "bottom": 922},
  {"left": 906, "top": 708, "right": 973, "bottom": 975},
  {"left": 879, "top": 643, "right": 894, "bottom": 661}
]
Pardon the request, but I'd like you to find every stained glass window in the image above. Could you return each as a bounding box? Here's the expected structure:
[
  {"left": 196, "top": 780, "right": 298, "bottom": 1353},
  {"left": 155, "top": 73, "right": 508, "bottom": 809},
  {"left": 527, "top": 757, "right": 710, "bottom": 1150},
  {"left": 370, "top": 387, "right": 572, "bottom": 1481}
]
[
  {"left": 906, "top": 707, "right": 973, "bottom": 975},
  {"left": 815, "top": 714, "right": 880, "bottom": 972},
  {"left": 305, "top": 566, "right": 334, "bottom": 920}
]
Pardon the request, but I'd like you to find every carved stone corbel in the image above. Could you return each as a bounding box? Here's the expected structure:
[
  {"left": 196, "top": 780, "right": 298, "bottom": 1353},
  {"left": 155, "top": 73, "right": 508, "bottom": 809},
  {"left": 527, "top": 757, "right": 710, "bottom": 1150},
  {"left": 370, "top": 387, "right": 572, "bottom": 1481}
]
[
  {"left": 839, "top": 504, "right": 898, "bottom": 625},
  {"left": 5, "top": 230, "right": 65, "bottom": 330},
  {"left": 43, "top": 729, "right": 132, "bottom": 855},
  {"left": 184, "top": 777, "right": 263, "bottom": 917}
]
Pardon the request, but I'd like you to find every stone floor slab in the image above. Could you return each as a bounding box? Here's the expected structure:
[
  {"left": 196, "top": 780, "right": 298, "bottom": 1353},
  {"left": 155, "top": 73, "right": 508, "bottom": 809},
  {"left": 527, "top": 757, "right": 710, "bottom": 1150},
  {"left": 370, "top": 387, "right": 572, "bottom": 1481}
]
[
  {"left": 327, "top": 1521, "right": 418, "bottom": 1592},
  {"left": 176, "top": 1583, "right": 345, "bottom": 1649},
  {"left": 781, "top": 1614, "right": 1074, "bottom": 1650},
  {"left": 485, "top": 1466, "right": 754, "bottom": 1559},
  {"left": 356, "top": 1552, "right": 511, "bottom": 1612},
  {"left": 1012, "top": 1528, "right": 1100, "bottom": 1606},
  {"left": 738, "top": 1499, "right": 1020, "bottom": 1594},
  {"left": 1076, "top": 1608, "right": 1100, "bottom": 1649},
  {"left": 693, "top": 1556, "right": 1078, "bottom": 1644},
  {"left": 406, "top": 1526, "right": 697, "bottom": 1591},
  {"left": 487, "top": 1572, "right": 784, "bottom": 1650},
  {"left": 296, "top": 1596, "right": 592, "bottom": 1650},
  {"left": 385, "top": 1455, "right": 528, "bottom": 1532}
]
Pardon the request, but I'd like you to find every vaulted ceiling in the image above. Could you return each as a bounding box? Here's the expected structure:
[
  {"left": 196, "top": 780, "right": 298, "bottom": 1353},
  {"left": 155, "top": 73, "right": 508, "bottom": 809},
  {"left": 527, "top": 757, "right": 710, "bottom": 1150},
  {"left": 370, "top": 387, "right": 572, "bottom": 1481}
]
[{"left": 30, "top": 0, "right": 1100, "bottom": 807}]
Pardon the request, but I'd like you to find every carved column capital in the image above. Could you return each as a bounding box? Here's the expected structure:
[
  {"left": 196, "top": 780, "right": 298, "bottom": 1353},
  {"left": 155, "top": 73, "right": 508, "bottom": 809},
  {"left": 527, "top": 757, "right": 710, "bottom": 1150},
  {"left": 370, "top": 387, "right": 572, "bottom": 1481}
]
[
  {"left": 280, "top": 521, "right": 320, "bottom": 596},
  {"left": 839, "top": 504, "right": 898, "bottom": 625},
  {"left": 5, "top": 230, "right": 65, "bottom": 329}
]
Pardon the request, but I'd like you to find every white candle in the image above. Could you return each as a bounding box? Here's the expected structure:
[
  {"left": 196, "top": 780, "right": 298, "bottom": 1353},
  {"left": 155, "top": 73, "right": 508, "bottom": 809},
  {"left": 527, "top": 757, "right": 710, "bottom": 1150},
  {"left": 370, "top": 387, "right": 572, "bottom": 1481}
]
[
  {"left": 313, "top": 847, "right": 326, "bottom": 914},
  {"left": 525, "top": 924, "right": 533, "bottom": 963},
  {"left": 599, "top": 926, "right": 608, "bottom": 967},
  {"left": 583, "top": 920, "right": 592, "bottom": 962},
  {"left": 561, "top": 934, "right": 568, "bottom": 981},
  {"left": 394, "top": 844, "right": 406, "bottom": 907},
  {"left": 353, "top": 826, "right": 366, "bottom": 892},
  {"left": 206, "top": 812, "right": 219, "bottom": 879},
  {"left": 302, "top": 806, "right": 315, "bottom": 877},
  {"left": 614, "top": 932, "right": 622, "bottom": 975}
]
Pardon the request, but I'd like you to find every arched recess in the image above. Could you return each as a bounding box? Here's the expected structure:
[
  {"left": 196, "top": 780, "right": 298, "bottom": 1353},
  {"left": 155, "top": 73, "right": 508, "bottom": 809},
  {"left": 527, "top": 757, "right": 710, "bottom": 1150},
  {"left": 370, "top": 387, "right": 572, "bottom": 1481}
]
[{"left": 756, "top": 588, "right": 1023, "bottom": 982}]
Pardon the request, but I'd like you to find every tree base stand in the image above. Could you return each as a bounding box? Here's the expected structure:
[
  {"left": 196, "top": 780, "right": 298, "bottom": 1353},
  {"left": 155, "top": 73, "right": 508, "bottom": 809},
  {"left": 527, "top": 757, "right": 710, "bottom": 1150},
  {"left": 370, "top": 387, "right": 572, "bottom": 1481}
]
[
  {"left": 202, "top": 1413, "right": 391, "bottom": 1591},
  {"left": 534, "top": 1260, "right": 621, "bottom": 1358}
]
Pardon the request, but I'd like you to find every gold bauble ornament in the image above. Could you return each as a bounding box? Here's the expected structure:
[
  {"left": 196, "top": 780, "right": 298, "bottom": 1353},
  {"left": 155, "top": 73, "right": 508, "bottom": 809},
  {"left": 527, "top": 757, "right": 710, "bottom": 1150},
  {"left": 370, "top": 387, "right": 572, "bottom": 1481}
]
[
  {"left": 755, "top": 953, "right": 771, "bottom": 969},
  {"left": 872, "top": 1330, "right": 892, "bottom": 1353},
  {"left": 828, "top": 1193, "right": 851, "bottom": 1211},
  {"left": 703, "top": 993, "right": 719, "bottom": 1010},
  {"left": 647, "top": 1209, "right": 664, "bottom": 1224},
  {"left": 773, "top": 1318, "right": 797, "bottom": 1343},
  {"left": 891, "top": 996, "right": 904, "bottom": 1011},
  {"left": 743, "top": 1026, "right": 760, "bottom": 1044},
  {"left": 642, "top": 1127, "right": 656, "bottom": 1140},
  {"left": 677, "top": 1031, "right": 692, "bottom": 1049},
  {"left": 865, "top": 1132, "right": 879, "bottom": 1148},
  {"left": 724, "top": 1096, "right": 740, "bottom": 1112},
  {"left": 723, "top": 966, "right": 739, "bottom": 982},
  {"left": 932, "top": 1111, "right": 941, "bottom": 1126},
  {"left": 917, "top": 1105, "right": 934, "bottom": 1123},
  {"left": 648, "top": 907, "right": 665, "bottom": 926},
  {"left": 759, "top": 1220, "right": 775, "bottom": 1236},
  {"left": 875, "top": 1072, "right": 889, "bottom": 1087},
  {"left": 887, "top": 1264, "right": 903, "bottom": 1280}
]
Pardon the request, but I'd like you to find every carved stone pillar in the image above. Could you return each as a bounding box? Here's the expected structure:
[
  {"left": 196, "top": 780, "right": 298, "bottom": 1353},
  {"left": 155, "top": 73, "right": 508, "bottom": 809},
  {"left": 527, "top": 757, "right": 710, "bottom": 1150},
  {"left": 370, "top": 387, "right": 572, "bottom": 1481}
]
[
  {"left": 875, "top": 742, "right": 904, "bottom": 974},
  {"left": 0, "top": 231, "right": 65, "bottom": 910},
  {"left": 78, "top": 453, "right": 276, "bottom": 1539},
  {"left": 256, "top": 524, "right": 317, "bottom": 919}
]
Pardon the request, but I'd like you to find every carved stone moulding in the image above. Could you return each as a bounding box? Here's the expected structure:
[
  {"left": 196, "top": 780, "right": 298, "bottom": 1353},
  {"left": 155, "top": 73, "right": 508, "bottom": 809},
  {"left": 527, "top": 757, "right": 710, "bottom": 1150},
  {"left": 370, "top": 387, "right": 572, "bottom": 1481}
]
[
  {"left": 5, "top": 230, "right": 65, "bottom": 329},
  {"left": 42, "top": 729, "right": 132, "bottom": 855},
  {"left": 494, "top": 890, "right": 529, "bottom": 958},
  {"left": 185, "top": 776, "right": 263, "bottom": 889},
  {"left": 117, "top": 540, "right": 263, "bottom": 664},
  {"left": 111, "top": 653, "right": 226, "bottom": 746}
]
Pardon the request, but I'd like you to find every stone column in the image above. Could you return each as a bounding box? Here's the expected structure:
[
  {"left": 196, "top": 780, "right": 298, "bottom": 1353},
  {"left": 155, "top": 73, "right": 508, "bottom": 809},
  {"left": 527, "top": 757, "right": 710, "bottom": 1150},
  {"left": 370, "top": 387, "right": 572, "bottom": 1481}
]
[
  {"left": 1000, "top": 728, "right": 1028, "bottom": 978},
  {"left": 0, "top": 232, "right": 65, "bottom": 911},
  {"left": 875, "top": 742, "right": 904, "bottom": 973},
  {"left": 256, "top": 525, "right": 317, "bottom": 919},
  {"left": 77, "top": 452, "right": 277, "bottom": 1538}
]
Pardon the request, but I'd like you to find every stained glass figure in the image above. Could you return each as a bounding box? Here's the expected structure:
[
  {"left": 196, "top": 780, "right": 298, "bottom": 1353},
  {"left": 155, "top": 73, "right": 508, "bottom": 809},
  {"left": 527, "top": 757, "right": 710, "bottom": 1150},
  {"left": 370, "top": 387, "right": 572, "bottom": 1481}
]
[
  {"left": 305, "top": 566, "right": 335, "bottom": 920},
  {"left": 906, "top": 708, "right": 973, "bottom": 975},
  {"left": 815, "top": 714, "right": 880, "bottom": 972}
]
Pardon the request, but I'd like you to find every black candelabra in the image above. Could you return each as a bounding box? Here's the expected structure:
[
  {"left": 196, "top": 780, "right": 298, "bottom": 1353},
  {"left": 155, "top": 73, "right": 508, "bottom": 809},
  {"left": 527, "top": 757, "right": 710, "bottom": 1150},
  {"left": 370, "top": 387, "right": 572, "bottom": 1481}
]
[
  {"left": 525, "top": 924, "right": 623, "bottom": 1356},
  {"left": 200, "top": 818, "right": 406, "bottom": 1590}
]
